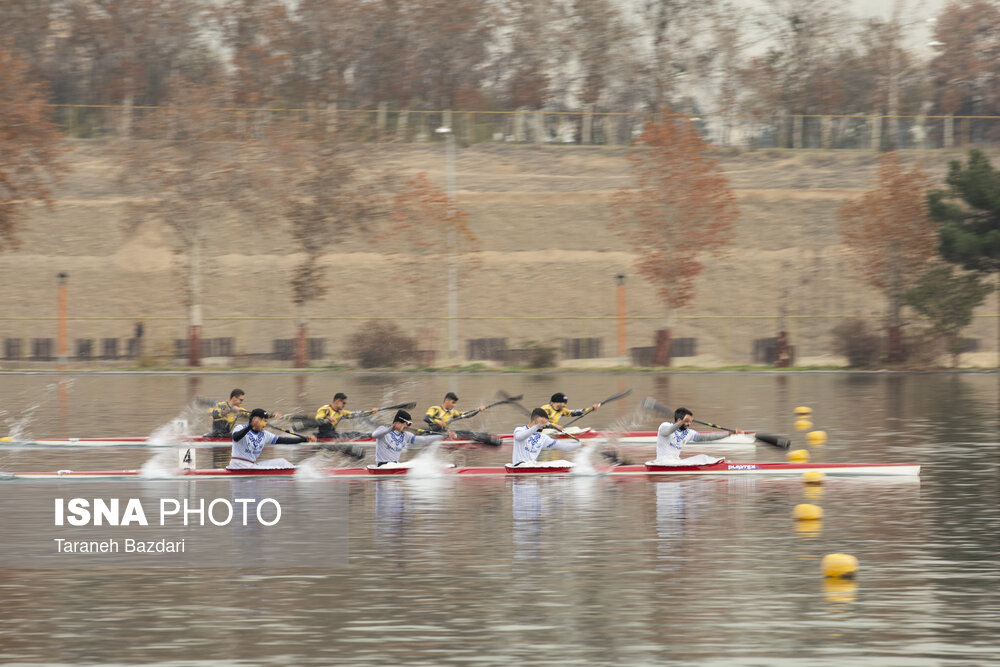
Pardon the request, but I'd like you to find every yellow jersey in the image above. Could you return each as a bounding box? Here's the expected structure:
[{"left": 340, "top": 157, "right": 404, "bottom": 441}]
[
  {"left": 210, "top": 400, "right": 250, "bottom": 435},
  {"left": 540, "top": 404, "right": 585, "bottom": 424},
  {"left": 424, "top": 405, "right": 461, "bottom": 428}
]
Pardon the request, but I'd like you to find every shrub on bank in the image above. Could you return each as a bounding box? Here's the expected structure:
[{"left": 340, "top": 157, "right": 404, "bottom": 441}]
[{"left": 348, "top": 321, "right": 416, "bottom": 368}]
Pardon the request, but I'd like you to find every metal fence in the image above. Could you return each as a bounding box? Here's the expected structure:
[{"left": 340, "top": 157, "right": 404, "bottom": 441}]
[
  {"left": 2, "top": 314, "right": 997, "bottom": 368},
  {"left": 50, "top": 104, "right": 1000, "bottom": 150}
]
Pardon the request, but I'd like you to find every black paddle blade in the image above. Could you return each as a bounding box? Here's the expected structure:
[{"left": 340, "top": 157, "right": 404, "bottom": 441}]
[
  {"left": 755, "top": 434, "right": 791, "bottom": 449},
  {"left": 640, "top": 396, "right": 672, "bottom": 415},
  {"left": 601, "top": 388, "right": 633, "bottom": 405},
  {"left": 474, "top": 433, "right": 503, "bottom": 447},
  {"left": 600, "top": 450, "right": 632, "bottom": 466},
  {"left": 498, "top": 391, "right": 531, "bottom": 416},
  {"left": 320, "top": 444, "right": 367, "bottom": 460}
]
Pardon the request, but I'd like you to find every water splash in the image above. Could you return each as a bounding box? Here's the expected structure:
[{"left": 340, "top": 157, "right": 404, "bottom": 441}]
[
  {"left": 2, "top": 403, "right": 40, "bottom": 441},
  {"left": 406, "top": 441, "right": 454, "bottom": 477},
  {"left": 139, "top": 449, "right": 181, "bottom": 478}
]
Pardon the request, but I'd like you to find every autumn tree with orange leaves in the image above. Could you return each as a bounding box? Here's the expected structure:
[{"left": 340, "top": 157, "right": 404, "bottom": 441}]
[
  {"left": 390, "top": 172, "right": 479, "bottom": 361},
  {"left": 612, "top": 113, "right": 738, "bottom": 366},
  {"left": 839, "top": 152, "right": 937, "bottom": 363},
  {"left": 0, "top": 45, "right": 65, "bottom": 250}
]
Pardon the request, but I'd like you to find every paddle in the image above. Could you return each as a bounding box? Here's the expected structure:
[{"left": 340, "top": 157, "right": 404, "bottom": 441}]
[
  {"left": 640, "top": 396, "right": 791, "bottom": 449},
  {"left": 413, "top": 427, "right": 502, "bottom": 448},
  {"left": 562, "top": 388, "right": 634, "bottom": 427},
  {"left": 547, "top": 421, "right": 632, "bottom": 466},
  {"left": 291, "top": 401, "right": 417, "bottom": 430},
  {"left": 498, "top": 391, "right": 531, "bottom": 417},
  {"left": 265, "top": 423, "right": 366, "bottom": 461},
  {"left": 453, "top": 394, "right": 524, "bottom": 421}
]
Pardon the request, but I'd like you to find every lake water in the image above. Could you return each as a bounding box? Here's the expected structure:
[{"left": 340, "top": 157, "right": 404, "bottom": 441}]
[{"left": 0, "top": 372, "right": 998, "bottom": 665}]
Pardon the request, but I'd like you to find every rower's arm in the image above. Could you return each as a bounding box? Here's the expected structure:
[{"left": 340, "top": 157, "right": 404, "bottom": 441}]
[
  {"left": 692, "top": 430, "right": 731, "bottom": 442},
  {"left": 232, "top": 425, "right": 252, "bottom": 441},
  {"left": 410, "top": 432, "right": 444, "bottom": 446},
  {"left": 274, "top": 433, "right": 309, "bottom": 444},
  {"left": 372, "top": 425, "right": 391, "bottom": 439},
  {"left": 658, "top": 421, "right": 681, "bottom": 436}
]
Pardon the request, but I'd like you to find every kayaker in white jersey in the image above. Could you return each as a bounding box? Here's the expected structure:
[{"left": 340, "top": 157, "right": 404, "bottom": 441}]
[
  {"left": 511, "top": 408, "right": 583, "bottom": 466},
  {"left": 227, "top": 408, "right": 316, "bottom": 470},
  {"left": 656, "top": 407, "right": 741, "bottom": 460},
  {"left": 372, "top": 410, "right": 452, "bottom": 466}
]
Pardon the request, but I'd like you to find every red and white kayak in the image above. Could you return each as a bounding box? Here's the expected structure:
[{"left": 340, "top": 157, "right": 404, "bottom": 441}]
[
  {"left": 7, "top": 460, "right": 919, "bottom": 479},
  {"left": 1, "top": 430, "right": 756, "bottom": 448}
]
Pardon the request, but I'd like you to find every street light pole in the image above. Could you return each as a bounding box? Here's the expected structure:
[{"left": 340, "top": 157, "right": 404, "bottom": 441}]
[{"left": 436, "top": 126, "right": 459, "bottom": 362}]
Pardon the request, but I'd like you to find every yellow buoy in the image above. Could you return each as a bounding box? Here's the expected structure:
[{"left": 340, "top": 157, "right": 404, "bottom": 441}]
[
  {"left": 807, "top": 430, "right": 828, "bottom": 445},
  {"left": 795, "top": 406, "right": 813, "bottom": 416},
  {"left": 795, "top": 419, "right": 814, "bottom": 431},
  {"left": 787, "top": 448, "right": 811, "bottom": 463},
  {"left": 803, "top": 485, "right": 825, "bottom": 500},
  {"left": 795, "top": 519, "right": 823, "bottom": 534},
  {"left": 794, "top": 503, "right": 823, "bottom": 520},
  {"left": 822, "top": 553, "right": 859, "bottom": 578},
  {"left": 802, "top": 470, "right": 825, "bottom": 484},
  {"left": 823, "top": 579, "right": 858, "bottom": 602}
]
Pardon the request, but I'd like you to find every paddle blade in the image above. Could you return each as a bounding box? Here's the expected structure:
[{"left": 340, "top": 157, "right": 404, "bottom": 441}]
[
  {"left": 600, "top": 388, "right": 633, "bottom": 405},
  {"left": 291, "top": 417, "right": 322, "bottom": 429},
  {"left": 378, "top": 402, "right": 416, "bottom": 413},
  {"left": 498, "top": 391, "right": 531, "bottom": 416},
  {"left": 640, "top": 396, "right": 672, "bottom": 416},
  {"left": 755, "top": 433, "right": 791, "bottom": 449},
  {"left": 474, "top": 433, "right": 503, "bottom": 448},
  {"left": 320, "top": 444, "right": 367, "bottom": 460},
  {"left": 600, "top": 449, "right": 632, "bottom": 466}
]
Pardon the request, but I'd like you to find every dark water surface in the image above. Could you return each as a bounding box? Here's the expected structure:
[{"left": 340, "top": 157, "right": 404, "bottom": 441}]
[{"left": 0, "top": 372, "right": 998, "bottom": 665}]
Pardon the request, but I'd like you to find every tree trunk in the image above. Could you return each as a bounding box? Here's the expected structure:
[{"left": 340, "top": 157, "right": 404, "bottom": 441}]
[
  {"left": 653, "top": 328, "right": 671, "bottom": 366},
  {"left": 886, "top": 249, "right": 905, "bottom": 363},
  {"left": 295, "top": 302, "right": 308, "bottom": 368},
  {"left": 187, "top": 231, "right": 203, "bottom": 367}
]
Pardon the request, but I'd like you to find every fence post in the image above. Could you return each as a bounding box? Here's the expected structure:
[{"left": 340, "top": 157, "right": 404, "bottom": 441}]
[
  {"left": 534, "top": 110, "right": 545, "bottom": 144},
  {"left": 376, "top": 102, "right": 387, "bottom": 135},
  {"left": 793, "top": 115, "right": 803, "bottom": 149},
  {"left": 944, "top": 114, "right": 954, "bottom": 148},
  {"left": 870, "top": 115, "right": 882, "bottom": 151},
  {"left": 514, "top": 111, "right": 525, "bottom": 142},
  {"left": 821, "top": 115, "right": 831, "bottom": 149},
  {"left": 605, "top": 114, "right": 618, "bottom": 146},
  {"left": 582, "top": 104, "right": 593, "bottom": 145},
  {"left": 326, "top": 101, "right": 338, "bottom": 135},
  {"left": 396, "top": 110, "right": 408, "bottom": 141}
]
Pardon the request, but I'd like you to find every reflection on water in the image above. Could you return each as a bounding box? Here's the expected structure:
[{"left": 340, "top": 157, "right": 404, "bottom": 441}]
[{"left": 0, "top": 372, "right": 997, "bottom": 664}]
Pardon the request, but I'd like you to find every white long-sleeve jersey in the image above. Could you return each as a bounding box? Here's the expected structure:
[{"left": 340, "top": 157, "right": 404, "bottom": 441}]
[
  {"left": 511, "top": 423, "right": 580, "bottom": 465},
  {"left": 372, "top": 425, "right": 443, "bottom": 464},
  {"left": 656, "top": 421, "right": 728, "bottom": 459}
]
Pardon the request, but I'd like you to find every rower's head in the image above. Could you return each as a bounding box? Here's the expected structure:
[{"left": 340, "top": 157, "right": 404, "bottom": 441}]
[
  {"left": 550, "top": 392, "right": 568, "bottom": 410},
  {"left": 530, "top": 407, "right": 549, "bottom": 426},
  {"left": 249, "top": 408, "right": 269, "bottom": 431},
  {"left": 331, "top": 392, "right": 348, "bottom": 410},
  {"left": 393, "top": 410, "right": 412, "bottom": 431},
  {"left": 443, "top": 392, "right": 459, "bottom": 410},
  {"left": 229, "top": 389, "right": 246, "bottom": 407},
  {"left": 674, "top": 407, "right": 693, "bottom": 429}
]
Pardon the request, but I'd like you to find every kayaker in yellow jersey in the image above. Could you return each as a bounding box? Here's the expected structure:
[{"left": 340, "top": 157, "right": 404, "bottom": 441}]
[
  {"left": 424, "top": 392, "right": 486, "bottom": 431},
  {"left": 314, "top": 392, "right": 378, "bottom": 438},
  {"left": 210, "top": 388, "right": 283, "bottom": 436},
  {"left": 539, "top": 392, "right": 600, "bottom": 425}
]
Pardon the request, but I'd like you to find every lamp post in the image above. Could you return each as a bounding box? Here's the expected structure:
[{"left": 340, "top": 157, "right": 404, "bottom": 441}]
[
  {"left": 57, "top": 272, "right": 68, "bottom": 369},
  {"left": 616, "top": 274, "right": 627, "bottom": 364},
  {"left": 436, "top": 125, "right": 459, "bottom": 362}
]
